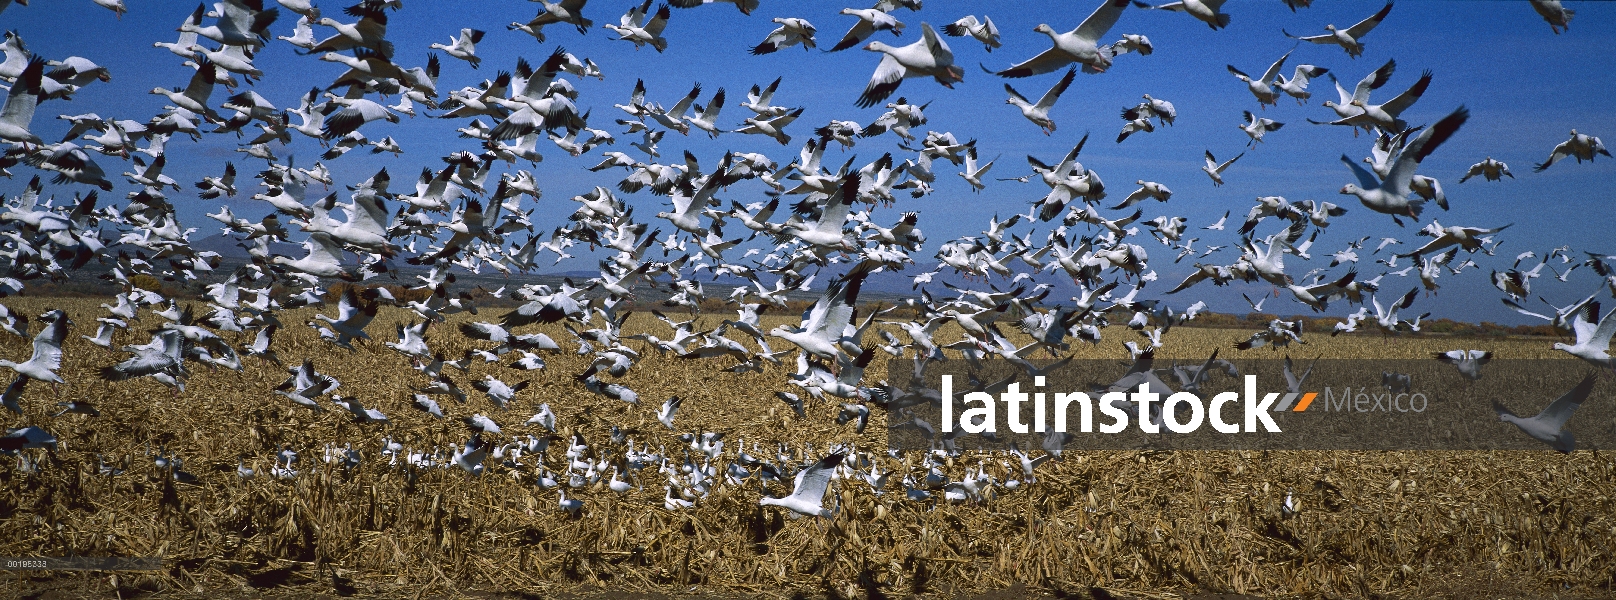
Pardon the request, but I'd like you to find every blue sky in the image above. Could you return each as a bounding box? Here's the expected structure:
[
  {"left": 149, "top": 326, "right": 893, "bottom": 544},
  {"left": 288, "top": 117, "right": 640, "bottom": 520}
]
[{"left": 1, "top": 0, "right": 1613, "bottom": 324}]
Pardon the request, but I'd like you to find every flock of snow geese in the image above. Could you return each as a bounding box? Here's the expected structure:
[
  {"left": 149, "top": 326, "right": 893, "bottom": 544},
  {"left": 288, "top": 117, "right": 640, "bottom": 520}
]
[{"left": 0, "top": 0, "right": 1610, "bottom": 520}]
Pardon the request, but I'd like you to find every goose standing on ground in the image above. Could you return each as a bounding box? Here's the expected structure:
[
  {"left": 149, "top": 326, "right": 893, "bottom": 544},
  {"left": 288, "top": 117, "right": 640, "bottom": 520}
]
[
  {"left": 1533, "top": 130, "right": 1610, "bottom": 172},
  {"left": 1493, "top": 373, "right": 1595, "bottom": 453},
  {"left": 1201, "top": 150, "right": 1242, "bottom": 187},
  {"left": 1136, "top": 0, "right": 1232, "bottom": 31},
  {"left": 1283, "top": 2, "right": 1394, "bottom": 58},
  {"left": 1458, "top": 157, "right": 1512, "bottom": 183},
  {"left": 856, "top": 22, "right": 962, "bottom": 108},
  {"left": 943, "top": 15, "right": 1000, "bottom": 52},
  {"left": 751, "top": 17, "right": 817, "bottom": 54},
  {"left": 990, "top": 0, "right": 1131, "bottom": 77},
  {"left": 1339, "top": 106, "right": 1467, "bottom": 224},
  {"left": 1003, "top": 68, "right": 1075, "bottom": 135}
]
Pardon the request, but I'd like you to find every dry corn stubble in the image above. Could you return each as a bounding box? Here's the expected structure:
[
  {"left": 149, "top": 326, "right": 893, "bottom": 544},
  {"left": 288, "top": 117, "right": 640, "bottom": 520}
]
[{"left": 0, "top": 296, "right": 1610, "bottom": 598}]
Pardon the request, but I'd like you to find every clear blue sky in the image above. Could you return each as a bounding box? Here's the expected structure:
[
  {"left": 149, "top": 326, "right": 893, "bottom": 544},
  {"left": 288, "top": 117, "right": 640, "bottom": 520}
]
[{"left": 1, "top": 0, "right": 1612, "bottom": 324}]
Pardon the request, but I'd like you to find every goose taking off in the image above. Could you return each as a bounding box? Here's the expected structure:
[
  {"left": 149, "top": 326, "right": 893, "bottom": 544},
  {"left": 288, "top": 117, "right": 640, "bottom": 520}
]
[{"left": 759, "top": 452, "right": 844, "bottom": 518}]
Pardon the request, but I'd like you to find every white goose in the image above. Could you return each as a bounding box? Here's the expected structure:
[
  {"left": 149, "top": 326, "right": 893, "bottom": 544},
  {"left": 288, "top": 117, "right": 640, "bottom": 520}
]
[
  {"left": 1238, "top": 111, "right": 1284, "bottom": 146},
  {"left": 1339, "top": 106, "right": 1467, "bottom": 224},
  {"left": 0, "top": 311, "right": 67, "bottom": 384},
  {"left": 1493, "top": 374, "right": 1595, "bottom": 453},
  {"left": 942, "top": 15, "right": 1000, "bottom": 52},
  {"left": 603, "top": 0, "right": 671, "bottom": 53},
  {"left": 1201, "top": 150, "right": 1242, "bottom": 187},
  {"left": 828, "top": 7, "right": 905, "bottom": 52},
  {"left": 1227, "top": 50, "right": 1291, "bottom": 108},
  {"left": 1284, "top": 2, "right": 1393, "bottom": 58},
  {"left": 1004, "top": 68, "right": 1075, "bottom": 135},
  {"left": 990, "top": 0, "right": 1130, "bottom": 77},
  {"left": 759, "top": 452, "right": 844, "bottom": 518},
  {"left": 430, "top": 28, "right": 485, "bottom": 68},
  {"left": 856, "top": 22, "right": 962, "bottom": 109},
  {"left": 1554, "top": 301, "right": 1616, "bottom": 369}
]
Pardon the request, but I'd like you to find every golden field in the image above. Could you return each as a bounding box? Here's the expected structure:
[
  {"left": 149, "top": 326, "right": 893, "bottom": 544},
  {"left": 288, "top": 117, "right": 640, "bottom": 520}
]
[{"left": 0, "top": 295, "right": 1611, "bottom": 599}]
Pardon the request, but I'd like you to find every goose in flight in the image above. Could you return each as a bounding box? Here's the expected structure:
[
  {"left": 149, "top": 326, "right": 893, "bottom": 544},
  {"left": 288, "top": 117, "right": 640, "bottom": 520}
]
[
  {"left": 1238, "top": 111, "right": 1284, "bottom": 146},
  {"left": 1315, "top": 59, "right": 1396, "bottom": 136},
  {"left": 1532, "top": 130, "right": 1610, "bottom": 172},
  {"left": 759, "top": 452, "right": 844, "bottom": 518},
  {"left": 1313, "top": 70, "right": 1431, "bottom": 132},
  {"left": 603, "top": 0, "right": 671, "bottom": 53},
  {"left": 1283, "top": 2, "right": 1393, "bottom": 58},
  {"left": 856, "top": 22, "right": 962, "bottom": 108},
  {"left": 0, "top": 56, "right": 44, "bottom": 147},
  {"left": 1435, "top": 349, "right": 1491, "bottom": 381},
  {"left": 769, "top": 262, "right": 874, "bottom": 361},
  {"left": 1458, "top": 157, "right": 1512, "bottom": 183},
  {"left": 1554, "top": 301, "right": 1616, "bottom": 369},
  {"left": 1494, "top": 373, "right": 1596, "bottom": 453},
  {"left": 1136, "top": 0, "right": 1231, "bottom": 30},
  {"left": 942, "top": 15, "right": 1000, "bottom": 52},
  {"left": 1227, "top": 50, "right": 1291, "bottom": 108},
  {"left": 751, "top": 17, "right": 817, "bottom": 54},
  {"left": 0, "top": 310, "right": 67, "bottom": 384},
  {"left": 430, "top": 28, "right": 485, "bottom": 69},
  {"left": 670, "top": 0, "right": 760, "bottom": 16},
  {"left": 989, "top": 0, "right": 1131, "bottom": 77},
  {"left": 1201, "top": 150, "right": 1242, "bottom": 187},
  {"left": 513, "top": 0, "right": 594, "bottom": 42},
  {"left": 828, "top": 7, "right": 905, "bottom": 53},
  {"left": 1004, "top": 68, "right": 1075, "bottom": 135},
  {"left": 1530, "top": 0, "right": 1574, "bottom": 34},
  {"left": 1339, "top": 106, "right": 1467, "bottom": 225},
  {"left": 1275, "top": 64, "right": 1328, "bottom": 104}
]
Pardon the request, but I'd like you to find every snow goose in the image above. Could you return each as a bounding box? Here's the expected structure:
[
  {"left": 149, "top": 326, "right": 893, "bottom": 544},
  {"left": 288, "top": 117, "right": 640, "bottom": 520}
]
[
  {"left": 308, "top": 2, "right": 392, "bottom": 56},
  {"left": 0, "top": 310, "right": 66, "bottom": 384},
  {"left": 856, "top": 22, "right": 962, "bottom": 108},
  {"left": 320, "top": 94, "right": 398, "bottom": 139},
  {"left": 1284, "top": 2, "right": 1392, "bottom": 58},
  {"left": 1494, "top": 373, "right": 1595, "bottom": 453},
  {"left": 1227, "top": 49, "right": 1291, "bottom": 108},
  {"left": 1554, "top": 301, "right": 1616, "bottom": 369},
  {"left": 1316, "top": 71, "right": 1430, "bottom": 132},
  {"left": 24, "top": 143, "right": 114, "bottom": 191},
  {"left": 179, "top": 1, "right": 279, "bottom": 50},
  {"left": 956, "top": 145, "right": 997, "bottom": 192},
  {"left": 603, "top": 0, "right": 671, "bottom": 53},
  {"left": 1137, "top": 0, "right": 1232, "bottom": 30},
  {"left": 769, "top": 262, "right": 873, "bottom": 361},
  {"left": 1435, "top": 349, "right": 1491, "bottom": 381},
  {"left": 1339, "top": 106, "right": 1467, "bottom": 224},
  {"left": 943, "top": 15, "right": 1001, "bottom": 52},
  {"left": 196, "top": 162, "right": 237, "bottom": 199},
  {"left": 515, "top": 0, "right": 593, "bottom": 42},
  {"left": 752, "top": 17, "right": 817, "bottom": 54},
  {"left": 1112, "top": 33, "right": 1152, "bottom": 56},
  {"left": 760, "top": 452, "right": 844, "bottom": 518},
  {"left": 1201, "top": 149, "right": 1242, "bottom": 187},
  {"left": 740, "top": 76, "right": 787, "bottom": 115},
  {"left": 1112, "top": 180, "right": 1171, "bottom": 210},
  {"left": 472, "top": 374, "right": 529, "bottom": 408},
  {"left": 1004, "top": 67, "right": 1075, "bottom": 135},
  {"left": 1313, "top": 59, "right": 1395, "bottom": 134},
  {"left": 682, "top": 88, "right": 725, "bottom": 138},
  {"left": 0, "top": 56, "right": 44, "bottom": 147},
  {"left": 1458, "top": 157, "right": 1512, "bottom": 183},
  {"left": 829, "top": 7, "right": 905, "bottom": 52},
  {"left": 670, "top": 0, "right": 758, "bottom": 14},
  {"left": 1532, "top": 130, "right": 1610, "bottom": 172},
  {"left": 990, "top": 0, "right": 1130, "bottom": 77},
  {"left": 1275, "top": 64, "right": 1328, "bottom": 104},
  {"left": 430, "top": 28, "right": 485, "bottom": 69},
  {"left": 733, "top": 107, "right": 803, "bottom": 145},
  {"left": 1238, "top": 111, "right": 1284, "bottom": 146},
  {"left": 1530, "top": 0, "right": 1573, "bottom": 34}
]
